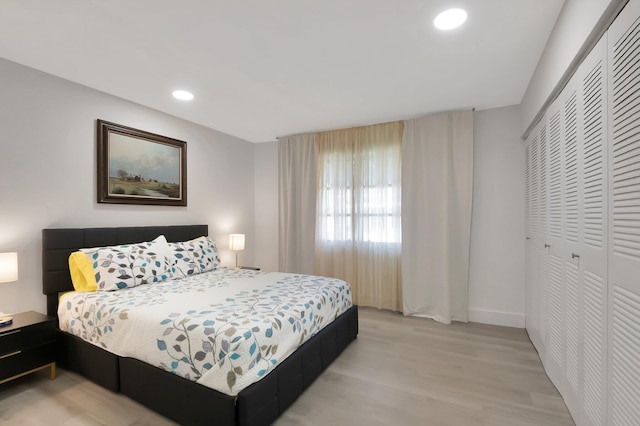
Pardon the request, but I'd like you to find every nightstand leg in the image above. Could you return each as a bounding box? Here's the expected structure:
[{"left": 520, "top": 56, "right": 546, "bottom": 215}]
[{"left": 49, "top": 362, "right": 56, "bottom": 380}]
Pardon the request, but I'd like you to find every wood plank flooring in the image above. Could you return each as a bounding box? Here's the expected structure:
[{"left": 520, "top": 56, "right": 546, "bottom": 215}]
[{"left": 0, "top": 308, "right": 574, "bottom": 425}]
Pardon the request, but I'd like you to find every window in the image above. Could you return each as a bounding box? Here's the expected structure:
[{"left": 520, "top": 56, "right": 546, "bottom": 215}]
[{"left": 317, "top": 138, "right": 401, "bottom": 244}]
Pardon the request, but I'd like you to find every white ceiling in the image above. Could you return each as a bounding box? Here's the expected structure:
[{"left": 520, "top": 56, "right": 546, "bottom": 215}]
[{"left": 0, "top": 0, "right": 564, "bottom": 142}]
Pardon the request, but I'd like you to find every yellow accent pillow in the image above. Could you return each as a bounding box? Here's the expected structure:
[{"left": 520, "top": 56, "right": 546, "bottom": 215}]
[{"left": 68, "top": 251, "right": 98, "bottom": 292}]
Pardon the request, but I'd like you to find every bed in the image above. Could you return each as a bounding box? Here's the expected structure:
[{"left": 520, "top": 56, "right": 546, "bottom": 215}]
[{"left": 42, "top": 225, "right": 358, "bottom": 426}]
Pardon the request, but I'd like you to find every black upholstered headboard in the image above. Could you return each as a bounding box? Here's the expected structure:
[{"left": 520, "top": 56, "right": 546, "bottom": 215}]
[{"left": 42, "top": 225, "right": 208, "bottom": 317}]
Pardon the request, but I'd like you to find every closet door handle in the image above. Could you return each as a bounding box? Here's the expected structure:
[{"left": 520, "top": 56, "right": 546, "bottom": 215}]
[
  {"left": 572, "top": 253, "right": 580, "bottom": 259},
  {"left": 526, "top": 237, "right": 531, "bottom": 240},
  {"left": 544, "top": 244, "right": 550, "bottom": 248}
]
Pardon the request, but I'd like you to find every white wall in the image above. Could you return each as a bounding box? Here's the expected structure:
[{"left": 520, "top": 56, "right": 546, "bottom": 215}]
[
  {"left": 253, "top": 141, "right": 279, "bottom": 271},
  {"left": 469, "top": 105, "right": 526, "bottom": 327},
  {"left": 0, "top": 57, "right": 255, "bottom": 315},
  {"left": 521, "top": 0, "right": 613, "bottom": 132}
]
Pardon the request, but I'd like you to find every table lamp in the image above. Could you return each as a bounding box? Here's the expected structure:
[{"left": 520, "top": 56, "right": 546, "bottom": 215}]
[{"left": 229, "top": 234, "right": 245, "bottom": 268}]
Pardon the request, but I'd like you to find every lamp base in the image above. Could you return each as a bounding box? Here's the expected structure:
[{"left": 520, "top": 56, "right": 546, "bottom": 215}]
[{"left": 0, "top": 316, "right": 13, "bottom": 327}]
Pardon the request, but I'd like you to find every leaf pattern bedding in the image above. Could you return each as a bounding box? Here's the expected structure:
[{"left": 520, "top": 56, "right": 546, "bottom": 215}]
[{"left": 58, "top": 268, "right": 353, "bottom": 395}]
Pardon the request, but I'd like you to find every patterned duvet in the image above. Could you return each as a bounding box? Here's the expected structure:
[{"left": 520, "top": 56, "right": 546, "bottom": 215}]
[{"left": 58, "top": 268, "right": 352, "bottom": 395}]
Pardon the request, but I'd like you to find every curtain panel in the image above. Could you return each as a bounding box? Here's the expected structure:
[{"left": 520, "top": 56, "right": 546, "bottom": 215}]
[
  {"left": 314, "top": 122, "right": 403, "bottom": 311},
  {"left": 278, "top": 134, "right": 317, "bottom": 274},
  {"left": 401, "top": 111, "right": 474, "bottom": 324}
]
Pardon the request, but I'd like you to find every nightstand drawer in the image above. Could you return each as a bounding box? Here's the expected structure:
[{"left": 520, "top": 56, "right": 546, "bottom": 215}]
[
  {"left": 0, "top": 341, "right": 55, "bottom": 382},
  {"left": 0, "top": 321, "right": 55, "bottom": 355},
  {"left": 0, "top": 329, "right": 22, "bottom": 355}
]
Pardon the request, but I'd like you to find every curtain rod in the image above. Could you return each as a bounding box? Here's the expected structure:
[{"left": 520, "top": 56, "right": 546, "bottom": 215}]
[{"left": 277, "top": 108, "right": 476, "bottom": 140}]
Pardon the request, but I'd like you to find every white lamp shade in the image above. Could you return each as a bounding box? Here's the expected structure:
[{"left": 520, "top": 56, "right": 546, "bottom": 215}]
[
  {"left": 0, "top": 252, "right": 18, "bottom": 283},
  {"left": 229, "top": 234, "right": 245, "bottom": 251}
]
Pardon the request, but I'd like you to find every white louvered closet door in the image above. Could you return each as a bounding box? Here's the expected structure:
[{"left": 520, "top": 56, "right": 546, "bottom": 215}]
[
  {"left": 525, "top": 118, "right": 548, "bottom": 357},
  {"left": 562, "top": 71, "right": 584, "bottom": 418},
  {"left": 607, "top": 0, "right": 640, "bottom": 424},
  {"left": 537, "top": 118, "right": 549, "bottom": 358},
  {"left": 560, "top": 35, "right": 610, "bottom": 426},
  {"left": 578, "top": 36, "right": 608, "bottom": 426},
  {"left": 545, "top": 95, "right": 566, "bottom": 391},
  {"left": 530, "top": 129, "right": 543, "bottom": 354},
  {"left": 525, "top": 135, "right": 539, "bottom": 351}
]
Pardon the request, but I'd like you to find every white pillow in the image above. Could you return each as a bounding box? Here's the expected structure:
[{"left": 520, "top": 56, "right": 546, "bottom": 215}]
[
  {"left": 167, "top": 236, "right": 220, "bottom": 279},
  {"left": 81, "top": 235, "right": 171, "bottom": 291}
]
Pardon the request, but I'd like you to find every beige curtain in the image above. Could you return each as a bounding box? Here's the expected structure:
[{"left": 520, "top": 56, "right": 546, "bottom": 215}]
[
  {"left": 401, "top": 111, "right": 474, "bottom": 324},
  {"left": 278, "top": 134, "right": 317, "bottom": 274},
  {"left": 314, "top": 122, "right": 403, "bottom": 311}
]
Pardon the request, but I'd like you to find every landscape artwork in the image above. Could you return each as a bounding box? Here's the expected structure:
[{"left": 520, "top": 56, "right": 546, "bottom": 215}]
[{"left": 97, "top": 120, "right": 187, "bottom": 206}]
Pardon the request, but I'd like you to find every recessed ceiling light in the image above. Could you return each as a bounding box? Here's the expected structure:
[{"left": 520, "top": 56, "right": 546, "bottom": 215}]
[
  {"left": 434, "top": 8, "right": 468, "bottom": 30},
  {"left": 172, "top": 90, "right": 194, "bottom": 101}
]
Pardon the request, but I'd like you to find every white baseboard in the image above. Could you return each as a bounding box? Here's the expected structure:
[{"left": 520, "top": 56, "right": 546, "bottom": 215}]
[{"left": 468, "top": 308, "right": 525, "bottom": 328}]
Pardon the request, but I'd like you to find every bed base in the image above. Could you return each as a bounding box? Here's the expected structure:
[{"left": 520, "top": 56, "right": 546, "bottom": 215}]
[
  {"left": 56, "top": 306, "right": 357, "bottom": 426},
  {"left": 43, "top": 225, "right": 358, "bottom": 426}
]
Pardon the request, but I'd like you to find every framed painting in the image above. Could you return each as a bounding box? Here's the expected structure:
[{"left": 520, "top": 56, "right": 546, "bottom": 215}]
[{"left": 97, "top": 119, "right": 187, "bottom": 206}]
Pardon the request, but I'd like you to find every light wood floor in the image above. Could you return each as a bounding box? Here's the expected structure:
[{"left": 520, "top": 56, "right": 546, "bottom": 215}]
[{"left": 0, "top": 308, "right": 574, "bottom": 425}]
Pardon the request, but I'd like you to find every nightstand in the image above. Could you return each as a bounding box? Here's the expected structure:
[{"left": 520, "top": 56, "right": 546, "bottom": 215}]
[
  {"left": 239, "top": 266, "right": 260, "bottom": 270},
  {"left": 0, "top": 311, "right": 56, "bottom": 385}
]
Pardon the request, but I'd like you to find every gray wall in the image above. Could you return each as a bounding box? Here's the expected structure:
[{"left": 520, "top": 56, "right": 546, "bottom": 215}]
[
  {"left": 469, "top": 105, "right": 526, "bottom": 327},
  {"left": 0, "top": 57, "right": 255, "bottom": 314},
  {"left": 254, "top": 141, "right": 279, "bottom": 271}
]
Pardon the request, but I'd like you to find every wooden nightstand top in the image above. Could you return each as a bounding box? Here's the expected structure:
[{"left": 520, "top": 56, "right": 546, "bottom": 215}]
[{"left": 0, "top": 311, "right": 54, "bottom": 334}]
